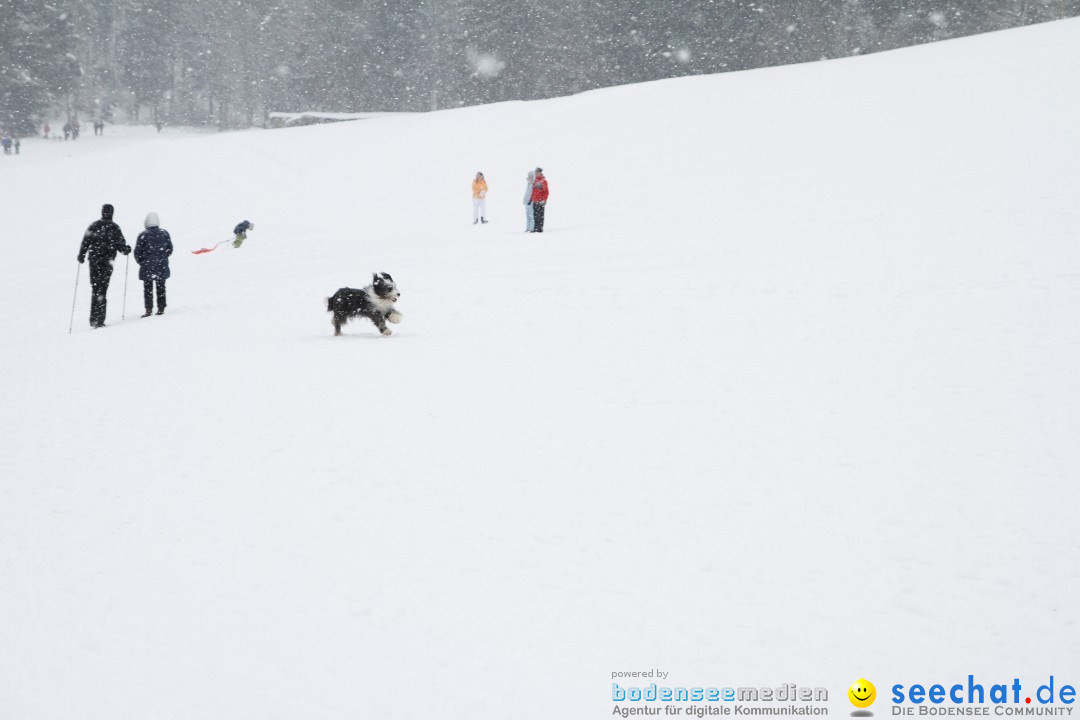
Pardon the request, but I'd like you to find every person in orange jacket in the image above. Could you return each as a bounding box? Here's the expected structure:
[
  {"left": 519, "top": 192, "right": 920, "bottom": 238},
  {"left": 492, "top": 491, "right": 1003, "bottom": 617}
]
[
  {"left": 530, "top": 168, "right": 549, "bottom": 232},
  {"left": 472, "top": 171, "right": 489, "bottom": 224}
]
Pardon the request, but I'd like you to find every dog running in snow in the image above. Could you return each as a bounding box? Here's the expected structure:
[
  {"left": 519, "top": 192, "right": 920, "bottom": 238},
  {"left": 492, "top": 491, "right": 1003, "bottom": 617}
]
[{"left": 327, "top": 272, "right": 403, "bottom": 336}]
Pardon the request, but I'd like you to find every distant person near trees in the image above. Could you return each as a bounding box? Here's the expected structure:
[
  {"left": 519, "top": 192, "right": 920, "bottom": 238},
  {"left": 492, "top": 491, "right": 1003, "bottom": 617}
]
[
  {"left": 77, "top": 204, "right": 131, "bottom": 328},
  {"left": 135, "top": 212, "right": 173, "bottom": 316},
  {"left": 472, "top": 171, "right": 489, "bottom": 224},
  {"left": 530, "top": 168, "right": 549, "bottom": 233},
  {"left": 523, "top": 170, "right": 535, "bottom": 232}
]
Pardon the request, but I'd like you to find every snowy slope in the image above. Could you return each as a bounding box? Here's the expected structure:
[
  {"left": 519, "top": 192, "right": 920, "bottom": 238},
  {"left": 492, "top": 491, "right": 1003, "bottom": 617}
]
[{"left": 1, "top": 18, "right": 1078, "bottom": 719}]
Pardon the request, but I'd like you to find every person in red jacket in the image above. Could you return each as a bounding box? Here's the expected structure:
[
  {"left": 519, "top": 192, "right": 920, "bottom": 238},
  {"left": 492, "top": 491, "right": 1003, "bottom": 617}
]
[{"left": 530, "top": 167, "right": 549, "bottom": 233}]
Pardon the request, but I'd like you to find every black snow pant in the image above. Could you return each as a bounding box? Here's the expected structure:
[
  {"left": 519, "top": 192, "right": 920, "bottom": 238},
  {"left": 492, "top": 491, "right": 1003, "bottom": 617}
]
[
  {"left": 532, "top": 202, "right": 546, "bottom": 232},
  {"left": 143, "top": 279, "right": 166, "bottom": 312},
  {"left": 88, "top": 260, "right": 114, "bottom": 327}
]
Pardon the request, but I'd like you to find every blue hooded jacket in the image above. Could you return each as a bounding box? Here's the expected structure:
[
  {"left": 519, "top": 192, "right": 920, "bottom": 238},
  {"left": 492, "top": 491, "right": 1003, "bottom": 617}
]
[{"left": 134, "top": 213, "right": 173, "bottom": 281}]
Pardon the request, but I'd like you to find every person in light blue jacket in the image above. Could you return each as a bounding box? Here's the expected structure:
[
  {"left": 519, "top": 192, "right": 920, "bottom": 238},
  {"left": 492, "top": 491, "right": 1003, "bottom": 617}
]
[{"left": 523, "top": 170, "right": 535, "bottom": 232}]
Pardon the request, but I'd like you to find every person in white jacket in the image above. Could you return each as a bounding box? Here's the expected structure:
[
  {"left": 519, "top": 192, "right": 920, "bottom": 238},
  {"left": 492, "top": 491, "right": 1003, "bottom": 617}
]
[{"left": 523, "top": 170, "right": 535, "bottom": 232}]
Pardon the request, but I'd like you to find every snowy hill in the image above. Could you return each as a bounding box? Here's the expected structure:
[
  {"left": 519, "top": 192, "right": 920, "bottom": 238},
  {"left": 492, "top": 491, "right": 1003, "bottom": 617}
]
[{"left": 1, "top": 19, "right": 1078, "bottom": 720}]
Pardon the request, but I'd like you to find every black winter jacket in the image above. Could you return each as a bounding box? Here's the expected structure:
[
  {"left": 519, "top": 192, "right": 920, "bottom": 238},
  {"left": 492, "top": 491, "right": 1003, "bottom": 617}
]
[
  {"left": 134, "top": 227, "right": 173, "bottom": 281},
  {"left": 79, "top": 220, "right": 130, "bottom": 264}
]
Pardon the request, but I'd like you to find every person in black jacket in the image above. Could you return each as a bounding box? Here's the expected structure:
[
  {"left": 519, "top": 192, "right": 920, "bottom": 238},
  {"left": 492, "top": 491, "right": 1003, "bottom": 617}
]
[
  {"left": 77, "top": 203, "right": 131, "bottom": 328},
  {"left": 134, "top": 212, "right": 173, "bottom": 316},
  {"left": 232, "top": 220, "right": 254, "bottom": 248}
]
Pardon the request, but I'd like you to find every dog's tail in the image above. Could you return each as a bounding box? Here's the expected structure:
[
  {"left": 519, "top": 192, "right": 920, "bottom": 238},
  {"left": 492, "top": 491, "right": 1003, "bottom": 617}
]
[{"left": 325, "top": 296, "right": 333, "bottom": 312}]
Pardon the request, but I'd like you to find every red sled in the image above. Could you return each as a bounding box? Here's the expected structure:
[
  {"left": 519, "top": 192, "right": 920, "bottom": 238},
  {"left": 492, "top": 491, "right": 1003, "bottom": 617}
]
[{"left": 192, "top": 240, "right": 231, "bottom": 254}]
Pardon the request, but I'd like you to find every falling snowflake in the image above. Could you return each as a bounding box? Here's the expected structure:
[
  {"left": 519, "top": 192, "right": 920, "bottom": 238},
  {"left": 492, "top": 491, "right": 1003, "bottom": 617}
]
[{"left": 467, "top": 48, "right": 506, "bottom": 79}]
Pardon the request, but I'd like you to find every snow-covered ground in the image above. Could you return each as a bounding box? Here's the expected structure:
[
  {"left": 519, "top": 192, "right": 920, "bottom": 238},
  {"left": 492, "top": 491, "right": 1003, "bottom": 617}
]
[{"left": 1, "top": 18, "right": 1078, "bottom": 719}]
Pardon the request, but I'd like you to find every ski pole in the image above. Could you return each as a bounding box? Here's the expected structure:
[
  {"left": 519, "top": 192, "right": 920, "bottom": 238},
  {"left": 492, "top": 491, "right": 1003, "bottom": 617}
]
[
  {"left": 122, "top": 253, "right": 129, "bottom": 321},
  {"left": 68, "top": 262, "right": 81, "bottom": 334}
]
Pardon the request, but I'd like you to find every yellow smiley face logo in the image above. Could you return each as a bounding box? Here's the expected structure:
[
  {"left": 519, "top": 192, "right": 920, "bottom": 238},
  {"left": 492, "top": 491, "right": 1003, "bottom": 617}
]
[{"left": 848, "top": 679, "right": 876, "bottom": 708}]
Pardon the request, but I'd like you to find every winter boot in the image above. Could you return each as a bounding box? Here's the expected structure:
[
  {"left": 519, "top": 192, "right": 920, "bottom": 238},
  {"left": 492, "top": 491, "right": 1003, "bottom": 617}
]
[
  {"left": 156, "top": 308, "right": 165, "bottom": 315},
  {"left": 141, "top": 309, "right": 152, "bottom": 318}
]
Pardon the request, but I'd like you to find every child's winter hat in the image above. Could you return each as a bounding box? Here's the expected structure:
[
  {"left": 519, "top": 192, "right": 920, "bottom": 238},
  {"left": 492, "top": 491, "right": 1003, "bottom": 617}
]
[{"left": 144, "top": 212, "right": 160, "bottom": 229}]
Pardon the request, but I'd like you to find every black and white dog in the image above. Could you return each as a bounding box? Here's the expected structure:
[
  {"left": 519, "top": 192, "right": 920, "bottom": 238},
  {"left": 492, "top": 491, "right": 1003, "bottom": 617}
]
[{"left": 327, "top": 273, "right": 403, "bottom": 336}]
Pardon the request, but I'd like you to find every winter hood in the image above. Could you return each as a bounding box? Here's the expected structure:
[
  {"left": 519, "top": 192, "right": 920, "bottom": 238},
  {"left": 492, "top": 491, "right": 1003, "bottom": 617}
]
[{"left": 144, "top": 212, "right": 160, "bottom": 229}]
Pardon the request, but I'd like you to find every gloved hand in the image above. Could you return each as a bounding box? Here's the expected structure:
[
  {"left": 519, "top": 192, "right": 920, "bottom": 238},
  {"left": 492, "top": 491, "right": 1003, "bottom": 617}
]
[
  {"left": 77, "top": 255, "right": 85, "bottom": 264},
  {"left": 122, "top": 245, "right": 132, "bottom": 255}
]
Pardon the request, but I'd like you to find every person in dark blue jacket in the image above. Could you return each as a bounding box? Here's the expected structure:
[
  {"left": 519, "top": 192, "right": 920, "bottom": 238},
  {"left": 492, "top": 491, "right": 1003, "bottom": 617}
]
[
  {"left": 232, "top": 220, "right": 254, "bottom": 248},
  {"left": 78, "top": 203, "right": 131, "bottom": 328},
  {"left": 134, "top": 212, "right": 173, "bottom": 316}
]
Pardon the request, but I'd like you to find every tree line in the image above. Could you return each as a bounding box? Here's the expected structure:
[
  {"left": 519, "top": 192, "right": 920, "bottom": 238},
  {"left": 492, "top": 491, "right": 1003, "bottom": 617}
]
[{"left": 1, "top": 0, "right": 1076, "bottom": 135}]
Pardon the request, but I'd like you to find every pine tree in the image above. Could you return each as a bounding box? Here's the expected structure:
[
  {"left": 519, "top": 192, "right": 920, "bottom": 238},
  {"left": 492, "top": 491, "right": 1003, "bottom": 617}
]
[{"left": 0, "top": 0, "right": 78, "bottom": 134}]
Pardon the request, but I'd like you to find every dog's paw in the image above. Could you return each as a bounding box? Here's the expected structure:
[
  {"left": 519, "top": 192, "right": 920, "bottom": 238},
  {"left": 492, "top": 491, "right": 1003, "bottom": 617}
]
[
  {"left": 380, "top": 328, "right": 392, "bottom": 336},
  {"left": 387, "top": 311, "right": 403, "bottom": 324}
]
